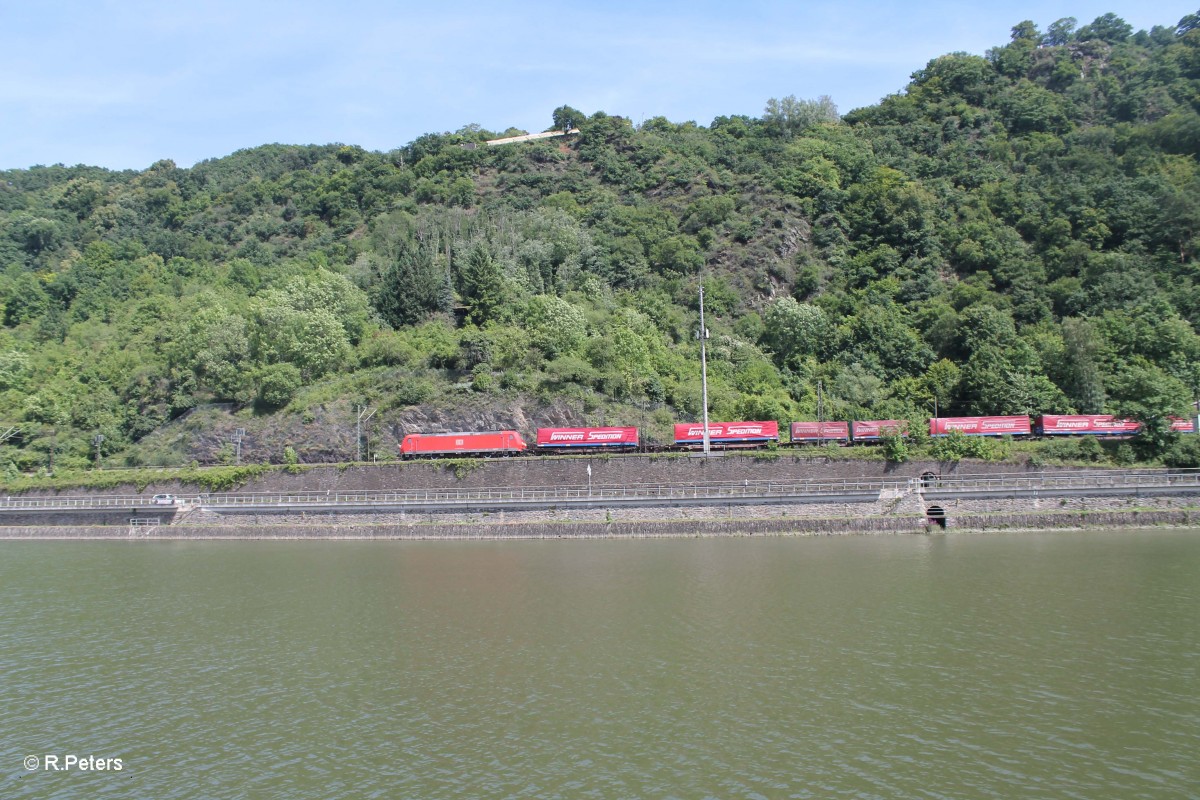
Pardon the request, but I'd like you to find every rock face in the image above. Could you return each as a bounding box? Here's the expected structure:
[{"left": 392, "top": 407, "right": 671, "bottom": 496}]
[{"left": 139, "top": 395, "right": 617, "bottom": 467}]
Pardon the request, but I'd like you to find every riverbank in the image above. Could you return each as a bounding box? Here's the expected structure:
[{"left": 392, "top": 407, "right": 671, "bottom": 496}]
[{"left": 3, "top": 507, "right": 1198, "bottom": 539}]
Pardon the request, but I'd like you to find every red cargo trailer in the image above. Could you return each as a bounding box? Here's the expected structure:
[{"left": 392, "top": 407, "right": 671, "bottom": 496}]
[
  {"left": 850, "top": 419, "right": 908, "bottom": 441},
  {"left": 930, "top": 416, "right": 1032, "bottom": 436},
  {"left": 673, "top": 421, "right": 779, "bottom": 447},
  {"left": 536, "top": 427, "right": 639, "bottom": 449},
  {"left": 1171, "top": 417, "right": 1196, "bottom": 433},
  {"left": 1035, "top": 415, "right": 1141, "bottom": 435},
  {"left": 399, "top": 431, "right": 527, "bottom": 459},
  {"left": 789, "top": 421, "right": 850, "bottom": 444}
]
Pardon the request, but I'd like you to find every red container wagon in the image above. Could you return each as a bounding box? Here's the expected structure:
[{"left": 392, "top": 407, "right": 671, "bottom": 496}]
[
  {"left": 1171, "top": 417, "right": 1197, "bottom": 433},
  {"left": 1035, "top": 415, "right": 1141, "bottom": 436},
  {"left": 399, "top": 431, "right": 527, "bottom": 459},
  {"left": 930, "top": 416, "right": 1032, "bottom": 437},
  {"left": 673, "top": 421, "right": 779, "bottom": 447},
  {"left": 790, "top": 421, "right": 850, "bottom": 445},
  {"left": 850, "top": 419, "right": 908, "bottom": 441},
  {"left": 536, "top": 427, "right": 639, "bottom": 450}
]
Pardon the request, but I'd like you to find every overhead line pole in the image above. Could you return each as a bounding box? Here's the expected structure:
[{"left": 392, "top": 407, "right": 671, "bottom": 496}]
[
  {"left": 356, "top": 406, "right": 376, "bottom": 463},
  {"left": 698, "top": 284, "right": 711, "bottom": 456}
]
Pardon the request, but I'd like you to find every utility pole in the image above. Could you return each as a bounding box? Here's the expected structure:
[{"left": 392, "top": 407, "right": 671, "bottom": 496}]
[
  {"left": 817, "top": 380, "right": 823, "bottom": 444},
  {"left": 231, "top": 428, "right": 245, "bottom": 465},
  {"left": 356, "top": 406, "right": 376, "bottom": 462},
  {"left": 697, "top": 283, "right": 711, "bottom": 456},
  {"left": 93, "top": 433, "right": 104, "bottom": 470}
]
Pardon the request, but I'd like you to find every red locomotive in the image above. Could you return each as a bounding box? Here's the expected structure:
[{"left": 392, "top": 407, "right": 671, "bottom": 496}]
[{"left": 399, "top": 431, "right": 527, "bottom": 459}]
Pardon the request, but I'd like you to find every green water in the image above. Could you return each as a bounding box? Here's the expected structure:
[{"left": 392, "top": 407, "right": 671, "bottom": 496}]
[{"left": 2, "top": 531, "right": 1198, "bottom": 798}]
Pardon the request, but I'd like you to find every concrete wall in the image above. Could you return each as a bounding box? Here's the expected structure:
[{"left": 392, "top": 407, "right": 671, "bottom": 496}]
[
  {"left": 1, "top": 509, "right": 1195, "bottom": 539},
  {"left": 0, "top": 516, "right": 925, "bottom": 539},
  {"left": 0, "top": 508, "right": 176, "bottom": 526}
]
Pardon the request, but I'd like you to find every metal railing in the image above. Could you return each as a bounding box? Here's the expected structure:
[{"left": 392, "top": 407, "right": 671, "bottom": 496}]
[
  {"left": 198, "top": 477, "right": 896, "bottom": 508},
  {"left": 922, "top": 468, "right": 1200, "bottom": 493},
  {"left": 0, "top": 494, "right": 171, "bottom": 509}
]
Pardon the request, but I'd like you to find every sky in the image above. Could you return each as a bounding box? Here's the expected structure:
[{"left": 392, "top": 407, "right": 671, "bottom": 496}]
[{"left": 2, "top": 1, "right": 1196, "bottom": 171}]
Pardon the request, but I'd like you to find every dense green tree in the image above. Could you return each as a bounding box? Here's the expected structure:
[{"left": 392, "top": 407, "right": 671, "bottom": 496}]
[
  {"left": 1056, "top": 317, "right": 1107, "bottom": 413},
  {"left": 256, "top": 362, "right": 303, "bottom": 409},
  {"left": 373, "top": 244, "right": 450, "bottom": 327},
  {"left": 1109, "top": 361, "right": 1192, "bottom": 455},
  {"left": 524, "top": 295, "right": 587, "bottom": 358},
  {"left": 837, "top": 304, "right": 933, "bottom": 381},
  {"left": 761, "top": 297, "right": 827, "bottom": 367},
  {"left": 455, "top": 241, "right": 507, "bottom": 325},
  {"left": 250, "top": 295, "right": 353, "bottom": 380},
  {"left": 1042, "top": 17, "right": 1077, "bottom": 46},
  {"left": 552, "top": 105, "right": 587, "bottom": 132},
  {"left": 1077, "top": 13, "right": 1133, "bottom": 44},
  {"left": 763, "top": 95, "right": 839, "bottom": 138}
]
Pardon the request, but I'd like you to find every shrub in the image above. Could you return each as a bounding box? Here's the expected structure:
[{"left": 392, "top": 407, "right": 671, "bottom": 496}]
[
  {"left": 471, "top": 364, "right": 495, "bottom": 393},
  {"left": 1163, "top": 437, "right": 1200, "bottom": 468},
  {"left": 881, "top": 432, "right": 909, "bottom": 463},
  {"left": 930, "top": 430, "right": 969, "bottom": 461},
  {"left": 256, "top": 363, "right": 303, "bottom": 410}
]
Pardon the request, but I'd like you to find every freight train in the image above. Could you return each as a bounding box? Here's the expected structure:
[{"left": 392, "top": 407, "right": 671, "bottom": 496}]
[{"left": 397, "top": 414, "right": 1196, "bottom": 459}]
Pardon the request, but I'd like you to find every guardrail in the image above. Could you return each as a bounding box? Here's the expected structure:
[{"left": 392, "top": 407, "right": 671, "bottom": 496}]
[
  {"left": 0, "top": 495, "right": 175, "bottom": 509},
  {"left": 923, "top": 469, "right": 1200, "bottom": 493},
  {"left": 0, "top": 478, "right": 894, "bottom": 511},
  {"left": 198, "top": 477, "right": 898, "bottom": 508}
]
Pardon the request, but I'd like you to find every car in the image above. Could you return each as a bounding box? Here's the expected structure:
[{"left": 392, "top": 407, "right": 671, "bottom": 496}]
[{"left": 151, "top": 494, "right": 177, "bottom": 505}]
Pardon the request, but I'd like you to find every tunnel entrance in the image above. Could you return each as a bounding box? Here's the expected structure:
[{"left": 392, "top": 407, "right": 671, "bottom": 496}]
[
  {"left": 920, "top": 471, "right": 939, "bottom": 488},
  {"left": 926, "top": 506, "right": 947, "bottom": 529}
]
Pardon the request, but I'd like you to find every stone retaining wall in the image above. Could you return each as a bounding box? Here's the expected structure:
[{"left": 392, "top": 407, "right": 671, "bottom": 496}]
[
  {"left": 185, "top": 498, "right": 900, "bottom": 527},
  {"left": 1, "top": 509, "right": 1196, "bottom": 539},
  {"left": 946, "top": 509, "right": 1200, "bottom": 531},
  {"left": 22, "top": 455, "right": 1076, "bottom": 499},
  {"left": 0, "top": 516, "right": 925, "bottom": 539}
]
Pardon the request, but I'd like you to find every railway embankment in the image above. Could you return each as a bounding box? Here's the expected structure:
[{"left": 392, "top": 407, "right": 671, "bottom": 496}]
[
  {"left": 3, "top": 456, "right": 1200, "bottom": 538},
  {"left": 0, "top": 453, "right": 1079, "bottom": 498}
]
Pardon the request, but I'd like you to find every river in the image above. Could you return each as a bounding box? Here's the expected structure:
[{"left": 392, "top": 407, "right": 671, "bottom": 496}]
[{"left": 2, "top": 530, "right": 1197, "bottom": 798}]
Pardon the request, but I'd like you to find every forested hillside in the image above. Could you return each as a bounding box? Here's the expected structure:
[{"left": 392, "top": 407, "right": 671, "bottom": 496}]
[{"left": 3, "top": 11, "right": 1200, "bottom": 471}]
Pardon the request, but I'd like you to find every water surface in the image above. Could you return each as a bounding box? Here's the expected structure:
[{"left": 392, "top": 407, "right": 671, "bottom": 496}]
[{"left": 2, "top": 530, "right": 1197, "bottom": 798}]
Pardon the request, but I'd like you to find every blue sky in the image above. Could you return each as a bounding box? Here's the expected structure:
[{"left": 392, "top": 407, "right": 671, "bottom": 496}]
[{"left": 2, "top": 1, "right": 1196, "bottom": 171}]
